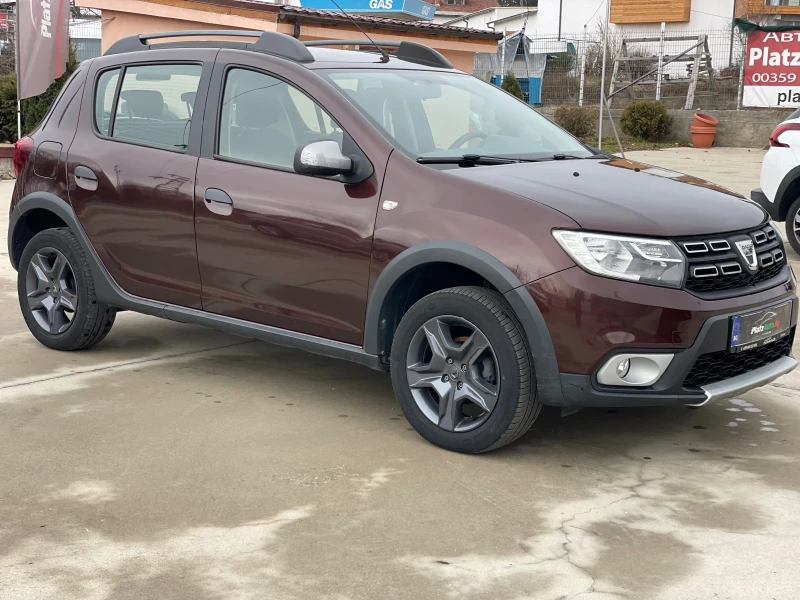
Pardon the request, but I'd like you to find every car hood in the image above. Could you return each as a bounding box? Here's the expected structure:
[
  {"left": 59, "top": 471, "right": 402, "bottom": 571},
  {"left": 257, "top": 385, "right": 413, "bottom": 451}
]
[{"left": 446, "top": 157, "right": 767, "bottom": 237}]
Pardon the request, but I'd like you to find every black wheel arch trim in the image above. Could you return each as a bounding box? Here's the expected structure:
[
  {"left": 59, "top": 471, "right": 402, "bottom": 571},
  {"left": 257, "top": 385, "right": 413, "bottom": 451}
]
[
  {"left": 364, "top": 241, "right": 565, "bottom": 406},
  {"left": 751, "top": 188, "right": 779, "bottom": 221},
  {"left": 775, "top": 165, "right": 800, "bottom": 221},
  {"left": 9, "top": 192, "right": 383, "bottom": 370}
]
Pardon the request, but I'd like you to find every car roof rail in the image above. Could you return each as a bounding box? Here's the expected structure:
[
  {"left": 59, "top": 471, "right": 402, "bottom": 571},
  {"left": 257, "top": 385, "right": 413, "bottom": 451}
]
[
  {"left": 303, "top": 40, "right": 453, "bottom": 69},
  {"left": 105, "top": 30, "right": 315, "bottom": 63}
]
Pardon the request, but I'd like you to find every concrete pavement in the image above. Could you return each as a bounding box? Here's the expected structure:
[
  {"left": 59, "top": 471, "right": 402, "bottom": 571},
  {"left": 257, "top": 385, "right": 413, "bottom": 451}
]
[{"left": 1, "top": 149, "right": 800, "bottom": 600}]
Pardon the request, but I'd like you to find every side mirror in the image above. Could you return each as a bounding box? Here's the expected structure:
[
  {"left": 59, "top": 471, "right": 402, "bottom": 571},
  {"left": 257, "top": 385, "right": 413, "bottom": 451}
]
[{"left": 294, "top": 140, "right": 353, "bottom": 177}]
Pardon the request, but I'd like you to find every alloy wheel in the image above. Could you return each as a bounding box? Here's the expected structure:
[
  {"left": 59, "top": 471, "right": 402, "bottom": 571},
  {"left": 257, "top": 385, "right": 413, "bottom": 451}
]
[
  {"left": 25, "top": 247, "right": 78, "bottom": 334},
  {"left": 405, "top": 315, "right": 500, "bottom": 432},
  {"left": 794, "top": 211, "right": 800, "bottom": 238}
]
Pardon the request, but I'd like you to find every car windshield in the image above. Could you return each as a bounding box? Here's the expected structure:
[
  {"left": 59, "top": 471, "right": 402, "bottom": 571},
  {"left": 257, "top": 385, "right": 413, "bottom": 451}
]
[{"left": 324, "top": 69, "right": 594, "bottom": 161}]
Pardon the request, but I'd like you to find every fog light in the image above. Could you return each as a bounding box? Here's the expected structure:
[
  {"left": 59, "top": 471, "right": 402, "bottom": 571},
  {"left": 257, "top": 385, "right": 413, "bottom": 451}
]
[
  {"left": 597, "top": 353, "right": 674, "bottom": 387},
  {"left": 616, "top": 358, "right": 631, "bottom": 379}
]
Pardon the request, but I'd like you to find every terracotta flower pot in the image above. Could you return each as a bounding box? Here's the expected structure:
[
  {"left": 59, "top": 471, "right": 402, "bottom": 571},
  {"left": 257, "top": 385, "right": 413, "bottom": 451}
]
[
  {"left": 690, "top": 125, "right": 715, "bottom": 148},
  {"left": 692, "top": 112, "right": 719, "bottom": 128},
  {"left": 690, "top": 112, "right": 718, "bottom": 148}
]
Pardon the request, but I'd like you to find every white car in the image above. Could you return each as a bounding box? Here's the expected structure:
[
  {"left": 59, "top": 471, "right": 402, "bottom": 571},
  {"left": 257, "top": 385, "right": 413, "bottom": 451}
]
[{"left": 753, "top": 108, "right": 800, "bottom": 253}]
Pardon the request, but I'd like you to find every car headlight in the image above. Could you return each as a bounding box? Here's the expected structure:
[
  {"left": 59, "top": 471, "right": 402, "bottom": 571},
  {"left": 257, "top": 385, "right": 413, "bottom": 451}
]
[{"left": 552, "top": 230, "right": 686, "bottom": 288}]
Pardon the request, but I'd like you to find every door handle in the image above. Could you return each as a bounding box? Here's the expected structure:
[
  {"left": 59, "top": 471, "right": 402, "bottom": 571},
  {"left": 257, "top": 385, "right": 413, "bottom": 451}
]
[
  {"left": 74, "top": 166, "right": 98, "bottom": 191},
  {"left": 205, "top": 188, "right": 233, "bottom": 205},
  {"left": 204, "top": 188, "right": 233, "bottom": 216}
]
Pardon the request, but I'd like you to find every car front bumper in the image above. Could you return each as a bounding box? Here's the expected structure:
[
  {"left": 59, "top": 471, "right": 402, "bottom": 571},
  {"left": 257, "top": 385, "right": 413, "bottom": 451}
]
[
  {"left": 524, "top": 266, "right": 798, "bottom": 408},
  {"left": 558, "top": 299, "right": 798, "bottom": 408}
]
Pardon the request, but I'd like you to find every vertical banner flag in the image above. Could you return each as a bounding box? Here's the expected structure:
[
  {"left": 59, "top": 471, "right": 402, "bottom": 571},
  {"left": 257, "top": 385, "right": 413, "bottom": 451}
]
[
  {"left": 743, "top": 29, "right": 800, "bottom": 108},
  {"left": 16, "top": 0, "right": 70, "bottom": 99}
]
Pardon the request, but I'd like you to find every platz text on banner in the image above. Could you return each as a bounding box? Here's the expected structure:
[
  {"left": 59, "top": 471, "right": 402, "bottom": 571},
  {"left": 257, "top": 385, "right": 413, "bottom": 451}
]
[{"left": 16, "top": 0, "right": 70, "bottom": 100}]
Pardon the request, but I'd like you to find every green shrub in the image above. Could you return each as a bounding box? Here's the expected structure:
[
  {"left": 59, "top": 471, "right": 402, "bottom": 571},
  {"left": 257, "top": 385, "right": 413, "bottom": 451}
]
[
  {"left": 620, "top": 100, "right": 673, "bottom": 141},
  {"left": 0, "top": 45, "right": 77, "bottom": 143},
  {"left": 0, "top": 73, "right": 17, "bottom": 144},
  {"left": 553, "top": 105, "right": 597, "bottom": 138},
  {"left": 501, "top": 72, "right": 524, "bottom": 100}
]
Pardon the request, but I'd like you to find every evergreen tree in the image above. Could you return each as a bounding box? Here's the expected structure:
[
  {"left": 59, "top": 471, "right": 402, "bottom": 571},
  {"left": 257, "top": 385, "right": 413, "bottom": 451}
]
[{"left": 500, "top": 72, "right": 524, "bottom": 100}]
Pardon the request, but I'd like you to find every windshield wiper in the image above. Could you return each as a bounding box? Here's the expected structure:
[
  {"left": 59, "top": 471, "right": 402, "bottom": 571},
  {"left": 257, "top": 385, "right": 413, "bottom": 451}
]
[
  {"left": 523, "top": 154, "right": 608, "bottom": 162},
  {"left": 417, "top": 153, "right": 605, "bottom": 166},
  {"left": 416, "top": 154, "right": 519, "bottom": 166}
]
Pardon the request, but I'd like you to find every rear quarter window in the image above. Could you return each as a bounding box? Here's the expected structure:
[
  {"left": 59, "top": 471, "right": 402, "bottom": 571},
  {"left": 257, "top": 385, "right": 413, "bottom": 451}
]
[
  {"left": 39, "top": 68, "right": 86, "bottom": 132},
  {"left": 94, "top": 68, "right": 120, "bottom": 136}
]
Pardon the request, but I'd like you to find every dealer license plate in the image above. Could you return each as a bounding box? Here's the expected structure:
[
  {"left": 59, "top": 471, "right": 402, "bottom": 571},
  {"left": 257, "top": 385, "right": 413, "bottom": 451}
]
[{"left": 730, "top": 301, "right": 793, "bottom": 353}]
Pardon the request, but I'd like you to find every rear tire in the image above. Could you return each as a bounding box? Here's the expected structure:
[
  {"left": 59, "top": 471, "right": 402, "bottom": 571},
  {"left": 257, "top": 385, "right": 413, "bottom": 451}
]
[
  {"left": 785, "top": 198, "right": 800, "bottom": 256},
  {"left": 18, "top": 228, "right": 116, "bottom": 351},
  {"left": 390, "top": 286, "right": 540, "bottom": 453}
]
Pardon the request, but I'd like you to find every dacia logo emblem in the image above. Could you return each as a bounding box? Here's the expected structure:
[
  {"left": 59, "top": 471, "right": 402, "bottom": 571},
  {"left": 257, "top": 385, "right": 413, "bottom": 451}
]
[{"left": 735, "top": 239, "right": 758, "bottom": 272}]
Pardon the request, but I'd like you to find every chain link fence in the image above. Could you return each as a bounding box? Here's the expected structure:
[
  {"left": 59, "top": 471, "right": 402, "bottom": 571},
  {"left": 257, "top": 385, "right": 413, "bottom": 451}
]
[
  {"left": 0, "top": 11, "right": 101, "bottom": 77},
  {"left": 476, "top": 27, "right": 747, "bottom": 111}
]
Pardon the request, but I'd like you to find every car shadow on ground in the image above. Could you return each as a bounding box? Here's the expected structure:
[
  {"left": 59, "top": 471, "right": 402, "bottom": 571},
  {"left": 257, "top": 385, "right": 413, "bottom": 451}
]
[{"left": 189, "top": 337, "right": 795, "bottom": 466}]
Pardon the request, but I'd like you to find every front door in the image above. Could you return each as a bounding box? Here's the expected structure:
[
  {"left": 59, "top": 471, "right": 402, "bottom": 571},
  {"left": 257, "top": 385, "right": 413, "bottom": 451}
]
[
  {"left": 67, "top": 51, "right": 214, "bottom": 309},
  {"left": 194, "top": 56, "right": 382, "bottom": 345}
]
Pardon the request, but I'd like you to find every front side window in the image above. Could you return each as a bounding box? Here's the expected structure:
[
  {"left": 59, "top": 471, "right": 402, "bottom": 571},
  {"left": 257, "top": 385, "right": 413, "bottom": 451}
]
[
  {"left": 217, "top": 68, "right": 343, "bottom": 170},
  {"left": 325, "top": 69, "right": 591, "bottom": 161},
  {"left": 100, "top": 64, "right": 202, "bottom": 149}
]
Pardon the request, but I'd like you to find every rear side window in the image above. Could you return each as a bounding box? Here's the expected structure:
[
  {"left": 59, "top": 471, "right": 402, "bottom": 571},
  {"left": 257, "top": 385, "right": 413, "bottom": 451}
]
[{"left": 94, "top": 64, "right": 202, "bottom": 149}]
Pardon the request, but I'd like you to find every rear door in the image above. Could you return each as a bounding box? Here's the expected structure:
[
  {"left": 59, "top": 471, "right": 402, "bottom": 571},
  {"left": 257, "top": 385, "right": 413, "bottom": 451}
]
[
  {"left": 193, "top": 50, "right": 386, "bottom": 344},
  {"left": 67, "top": 49, "right": 215, "bottom": 309}
]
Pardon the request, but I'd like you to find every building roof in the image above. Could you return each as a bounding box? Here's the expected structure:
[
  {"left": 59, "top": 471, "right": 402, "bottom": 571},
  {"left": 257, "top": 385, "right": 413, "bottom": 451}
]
[
  {"left": 177, "top": 0, "right": 501, "bottom": 39},
  {"left": 277, "top": 5, "right": 501, "bottom": 37},
  {"left": 487, "top": 8, "right": 536, "bottom": 27}
]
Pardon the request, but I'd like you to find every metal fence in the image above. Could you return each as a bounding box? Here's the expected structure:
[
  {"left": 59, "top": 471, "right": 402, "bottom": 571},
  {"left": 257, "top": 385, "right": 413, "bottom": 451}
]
[
  {"left": 0, "top": 11, "right": 102, "bottom": 77},
  {"left": 476, "top": 27, "right": 747, "bottom": 111},
  {"left": 0, "top": 13, "right": 14, "bottom": 77}
]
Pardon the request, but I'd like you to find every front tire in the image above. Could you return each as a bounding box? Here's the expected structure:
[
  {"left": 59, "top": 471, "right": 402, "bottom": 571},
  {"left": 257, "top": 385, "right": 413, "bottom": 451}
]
[
  {"left": 390, "top": 286, "right": 540, "bottom": 453},
  {"left": 18, "top": 228, "right": 116, "bottom": 351}
]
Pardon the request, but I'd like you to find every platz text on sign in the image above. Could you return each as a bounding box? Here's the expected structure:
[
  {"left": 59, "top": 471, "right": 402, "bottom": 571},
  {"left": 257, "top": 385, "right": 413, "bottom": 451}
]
[{"left": 744, "top": 30, "right": 800, "bottom": 108}]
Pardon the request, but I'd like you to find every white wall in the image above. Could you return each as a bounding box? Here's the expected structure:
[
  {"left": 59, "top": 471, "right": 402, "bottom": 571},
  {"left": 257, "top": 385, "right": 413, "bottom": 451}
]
[
  {"left": 443, "top": 6, "right": 531, "bottom": 29},
  {"left": 531, "top": 0, "right": 610, "bottom": 34},
  {"left": 432, "top": 10, "right": 469, "bottom": 24}
]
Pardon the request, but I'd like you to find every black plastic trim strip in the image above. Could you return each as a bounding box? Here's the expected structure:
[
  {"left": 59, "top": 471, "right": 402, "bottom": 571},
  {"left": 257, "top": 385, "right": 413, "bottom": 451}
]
[
  {"left": 8, "top": 193, "right": 382, "bottom": 370},
  {"left": 773, "top": 166, "right": 800, "bottom": 221}
]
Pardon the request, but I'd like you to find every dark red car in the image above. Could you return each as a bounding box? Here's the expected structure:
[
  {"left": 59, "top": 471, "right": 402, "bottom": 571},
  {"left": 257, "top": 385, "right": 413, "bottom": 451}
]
[{"left": 7, "top": 31, "right": 798, "bottom": 453}]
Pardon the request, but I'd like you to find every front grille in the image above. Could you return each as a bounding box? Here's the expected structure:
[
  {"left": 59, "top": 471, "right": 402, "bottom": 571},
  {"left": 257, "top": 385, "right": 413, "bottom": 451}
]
[
  {"left": 676, "top": 225, "right": 787, "bottom": 297},
  {"left": 683, "top": 328, "right": 794, "bottom": 388},
  {"left": 685, "top": 262, "right": 785, "bottom": 293}
]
